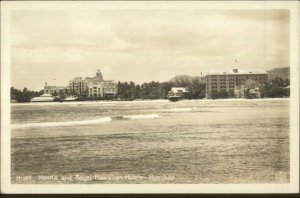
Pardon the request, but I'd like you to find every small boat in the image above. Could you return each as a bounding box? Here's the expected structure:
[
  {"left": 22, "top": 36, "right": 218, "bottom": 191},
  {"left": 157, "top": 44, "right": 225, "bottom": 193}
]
[
  {"left": 64, "top": 96, "right": 78, "bottom": 101},
  {"left": 167, "top": 87, "right": 188, "bottom": 102},
  {"left": 30, "top": 94, "right": 54, "bottom": 102},
  {"left": 168, "top": 95, "right": 182, "bottom": 102}
]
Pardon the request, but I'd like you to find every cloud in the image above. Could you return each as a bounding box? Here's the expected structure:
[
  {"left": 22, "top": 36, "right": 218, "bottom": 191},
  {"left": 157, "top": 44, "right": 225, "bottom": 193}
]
[{"left": 11, "top": 9, "right": 289, "bottom": 90}]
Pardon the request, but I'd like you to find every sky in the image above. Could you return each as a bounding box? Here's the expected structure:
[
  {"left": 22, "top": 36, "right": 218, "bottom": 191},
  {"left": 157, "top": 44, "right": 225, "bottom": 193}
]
[{"left": 11, "top": 9, "right": 289, "bottom": 90}]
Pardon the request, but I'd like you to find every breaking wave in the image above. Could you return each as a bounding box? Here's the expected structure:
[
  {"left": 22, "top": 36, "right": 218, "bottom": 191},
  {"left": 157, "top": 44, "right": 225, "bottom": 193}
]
[
  {"left": 12, "top": 114, "right": 160, "bottom": 129},
  {"left": 113, "top": 114, "right": 160, "bottom": 120},
  {"left": 163, "top": 107, "right": 197, "bottom": 112},
  {"left": 12, "top": 117, "right": 112, "bottom": 129}
]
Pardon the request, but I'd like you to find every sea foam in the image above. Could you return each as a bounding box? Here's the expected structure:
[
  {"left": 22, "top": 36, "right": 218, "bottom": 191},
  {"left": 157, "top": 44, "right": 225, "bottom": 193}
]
[
  {"left": 12, "top": 116, "right": 112, "bottom": 129},
  {"left": 163, "top": 107, "right": 197, "bottom": 112},
  {"left": 122, "top": 114, "right": 160, "bottom": 120}
]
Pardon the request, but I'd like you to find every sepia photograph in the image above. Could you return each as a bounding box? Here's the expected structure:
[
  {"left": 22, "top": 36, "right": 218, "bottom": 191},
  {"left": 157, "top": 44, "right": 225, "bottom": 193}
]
[{"left": 1, "top": 0, "right": 299, "bottom": 194}]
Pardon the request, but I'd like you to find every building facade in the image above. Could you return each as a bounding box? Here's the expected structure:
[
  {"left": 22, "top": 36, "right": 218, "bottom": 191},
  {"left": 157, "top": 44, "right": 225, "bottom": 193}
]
[
  {"left": 205, "top": 69, "right": 268, "bottom": 98},
  {"left": 68, "top": 70, "right": 104, "bottom": 95},
  {"left": 88, "top": 81, "right": 117, "bottom": 98},
  {"left": 68, "top": 77, "right": 88, "bottom": 95},
  {"left": 168, "top": 87, "right": 188, "bottom": 97},
  {"left": 44, "top": 70, "right": 117, "bottom": 99},
  {"left": 67, "top": 69, "right": 117, "bottom": 98},
  {"left": 44, "top": 83, "right": 68, "bottom": 95}
]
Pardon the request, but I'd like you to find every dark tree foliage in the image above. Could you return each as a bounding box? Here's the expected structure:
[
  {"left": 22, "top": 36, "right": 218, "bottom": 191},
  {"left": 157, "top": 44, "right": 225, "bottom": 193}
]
[
  {"left": 117, "top": 80, "right": 206, "bottom": 100},
  {"left": 77, "top": 90, "right": 89, "bottom": 101},
  {"left": 271, "top": 77, "right": 290, "bottom": 88},
  {"left": 259, "top": 77, "right": 290, "bottom": 98},
  {"left": 211, "top": 90, "right": 234, "bottom": 99},
  {"left": 185, "top": 84, "right": 206, "bottom": 99},
  {"left": 117, "top": 81, "right": 136, "bottom": 100},
  {"left": 260, "top": 83, "right": 289, "bottom": 98},
  {"left": 11, "top": 87, "right": 43, "bottom": 102}
]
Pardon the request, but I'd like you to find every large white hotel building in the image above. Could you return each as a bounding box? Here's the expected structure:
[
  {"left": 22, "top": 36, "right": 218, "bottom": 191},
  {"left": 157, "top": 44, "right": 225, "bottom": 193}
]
[
  {"left": 205, "top": 69, "right": 268, "bottom": 98},
  {"left": 44, "top": 70, "right": 117, "bottom": 98}
]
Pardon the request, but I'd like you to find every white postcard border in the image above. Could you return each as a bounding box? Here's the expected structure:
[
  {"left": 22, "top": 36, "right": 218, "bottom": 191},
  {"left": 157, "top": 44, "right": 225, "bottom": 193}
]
[{"left": 1, "top": 0, "right": 299, "bottom": 194}]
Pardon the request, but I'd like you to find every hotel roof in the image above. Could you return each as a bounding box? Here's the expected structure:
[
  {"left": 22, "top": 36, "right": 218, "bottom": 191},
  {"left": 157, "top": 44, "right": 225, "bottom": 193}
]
[
  {"left": 170, "top": 87, "right": 188, "bottom": 93},
  {"left": 206, "top": 69, "right": 267, "bottom": 76}
]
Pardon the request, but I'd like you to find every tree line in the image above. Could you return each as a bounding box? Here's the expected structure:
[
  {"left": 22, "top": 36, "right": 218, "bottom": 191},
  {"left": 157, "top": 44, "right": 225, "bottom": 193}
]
[
  {"left": 117, "top": 81, "right": 206, "bottom": 100},
  {"left": 10, "top": 76, "right": 290, "bottom": 102},
  {"left": 11, "top": 87, "right": 43, "bottom": 102},
  {"left": 260, "top": 77, "right": 290, "bottom": 98}
]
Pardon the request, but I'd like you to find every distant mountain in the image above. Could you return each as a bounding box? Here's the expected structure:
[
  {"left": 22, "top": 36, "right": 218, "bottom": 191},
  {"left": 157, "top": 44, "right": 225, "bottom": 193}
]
[
  {"left": 169, "top": 75, "right": 206, "bottom": 85},
  {"left": 267, "top": 67, "right": 290, "bottom": 80}
]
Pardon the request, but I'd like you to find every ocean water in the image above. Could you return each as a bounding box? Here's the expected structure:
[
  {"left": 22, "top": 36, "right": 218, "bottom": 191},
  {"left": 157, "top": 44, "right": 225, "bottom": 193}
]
[{"left": 11, "top": 99, "right": 290, "bottom": 184}]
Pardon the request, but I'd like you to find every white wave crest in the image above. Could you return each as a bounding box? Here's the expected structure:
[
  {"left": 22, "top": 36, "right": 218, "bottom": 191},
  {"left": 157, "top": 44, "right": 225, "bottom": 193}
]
[
  {"left": 12, "top": 117, "right": 112, "bottom": 129},
  {"left": 122, "top": 114, "right": 160, "bottom": 120},
  {"left": 163, "top": 107, "right": 197, "bottom": 112}
]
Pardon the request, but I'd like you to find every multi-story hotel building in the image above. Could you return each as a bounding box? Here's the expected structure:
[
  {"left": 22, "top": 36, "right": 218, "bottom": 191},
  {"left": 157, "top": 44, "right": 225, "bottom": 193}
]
[
  {"left": 44, "top": 70, "right": 117, "bottom": 98},
  {"left": 44, "top": 83, "right": 68, "bottom": 95},
  {"left": 68, "top": 70, "right": 104, "bottom": 94},
  {"left": 68, "top": 77, "right": 87, "bottom": 94},
  {"left": 88, "top": 81, "right": 118, "bottom": 98},
  {"left": 205, "top": 69, "right": 268, "bottom": 98}
]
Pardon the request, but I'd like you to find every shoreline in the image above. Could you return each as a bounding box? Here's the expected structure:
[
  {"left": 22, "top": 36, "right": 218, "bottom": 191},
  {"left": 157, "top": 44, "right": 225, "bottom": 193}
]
[{"left": 10, "top": 97, "right": 290, "bottom": 106}]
